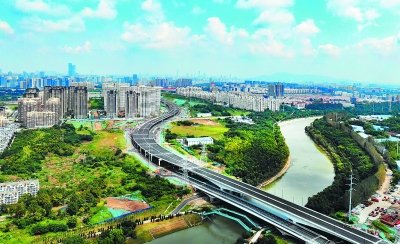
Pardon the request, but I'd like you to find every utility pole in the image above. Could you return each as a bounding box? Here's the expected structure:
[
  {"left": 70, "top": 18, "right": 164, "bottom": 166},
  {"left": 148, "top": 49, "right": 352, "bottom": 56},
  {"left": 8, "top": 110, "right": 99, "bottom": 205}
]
[
  {"left": 200, "top": 143, "right": 207, "bottom": 165},
  {"left": 347, "top": 174, "right": 356, "bottom": 222},
  {"left": 183, "top": 159, "right": 189, "bottom": 184}
]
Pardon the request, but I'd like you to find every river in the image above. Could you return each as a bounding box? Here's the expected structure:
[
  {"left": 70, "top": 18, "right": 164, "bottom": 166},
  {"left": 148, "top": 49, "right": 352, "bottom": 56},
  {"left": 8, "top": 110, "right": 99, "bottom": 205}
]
[
  {"left": 148, "top": 216, "right": 243, "bottom": 244},
  {"left": 151, "top": 117, "right": 335, "bottom": 243},
  {"left": 263, "top": 117, "right": 335, "bottom": 205}
]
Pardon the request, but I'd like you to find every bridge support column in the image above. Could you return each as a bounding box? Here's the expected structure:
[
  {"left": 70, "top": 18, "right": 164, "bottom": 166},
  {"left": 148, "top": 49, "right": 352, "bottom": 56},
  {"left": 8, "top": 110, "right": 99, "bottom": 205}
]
[
  {"left": 158, "top": 158, "right": 161, "bottom": 166},
  {"left": 206, "top": 194, "right": 220, "bottom": 204}
]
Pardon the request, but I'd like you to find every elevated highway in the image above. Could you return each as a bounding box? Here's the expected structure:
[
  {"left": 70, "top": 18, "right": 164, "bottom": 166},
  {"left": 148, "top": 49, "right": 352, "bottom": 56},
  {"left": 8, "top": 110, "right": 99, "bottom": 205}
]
[{"left": 130, "top": 100, "right": 383, "bottom": 244}]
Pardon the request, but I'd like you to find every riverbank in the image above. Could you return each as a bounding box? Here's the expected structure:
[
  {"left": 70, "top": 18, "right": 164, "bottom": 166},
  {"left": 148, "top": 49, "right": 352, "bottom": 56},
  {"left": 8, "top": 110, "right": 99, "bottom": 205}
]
[
  {"left": 277, "top": 116, "right": 322, "bottom": 127},
  {"left": 257, "top": 156, "right": 291, "bottom": 188}
]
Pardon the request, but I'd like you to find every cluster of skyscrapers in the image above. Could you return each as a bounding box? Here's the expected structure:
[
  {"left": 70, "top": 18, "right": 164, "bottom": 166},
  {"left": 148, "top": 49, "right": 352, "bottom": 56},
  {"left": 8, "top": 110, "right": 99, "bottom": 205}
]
[
  {"left": 103, "top": 83, "right": 161, "bottom": 119},
  {"left": 18, "top": 85, "right": 88, "bottom": 128}
]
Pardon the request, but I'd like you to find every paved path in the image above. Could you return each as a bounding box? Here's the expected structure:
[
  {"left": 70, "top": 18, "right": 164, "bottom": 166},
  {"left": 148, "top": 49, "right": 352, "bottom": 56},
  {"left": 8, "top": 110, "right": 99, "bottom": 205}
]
[{"left": 171, "top": 194, "right": 205, "bottom": 215}]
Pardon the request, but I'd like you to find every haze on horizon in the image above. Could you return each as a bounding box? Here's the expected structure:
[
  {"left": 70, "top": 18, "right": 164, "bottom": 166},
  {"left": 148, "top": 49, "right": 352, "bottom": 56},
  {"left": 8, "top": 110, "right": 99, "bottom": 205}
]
[{"left": 0, "top": 0, "right": 400, "bottom": 84}]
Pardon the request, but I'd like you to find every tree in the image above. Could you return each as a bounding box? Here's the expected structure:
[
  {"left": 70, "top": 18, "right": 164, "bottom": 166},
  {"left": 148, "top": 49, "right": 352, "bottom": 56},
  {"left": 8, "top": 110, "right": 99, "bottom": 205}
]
[
  {"left": 63, "top": 235, "right": 84, "bottom": 244},
  {"left": 67, "top": 216, "right": 77, "bottom": 228},
  {"left": 257, "top": 235, "right": 277, "bottom": 244}
]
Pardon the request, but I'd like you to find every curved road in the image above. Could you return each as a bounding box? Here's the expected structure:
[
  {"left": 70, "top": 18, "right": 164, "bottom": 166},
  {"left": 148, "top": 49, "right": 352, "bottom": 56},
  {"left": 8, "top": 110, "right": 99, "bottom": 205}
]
[{"left": 130, "top": 100, "right": 382, "bottom": 244}]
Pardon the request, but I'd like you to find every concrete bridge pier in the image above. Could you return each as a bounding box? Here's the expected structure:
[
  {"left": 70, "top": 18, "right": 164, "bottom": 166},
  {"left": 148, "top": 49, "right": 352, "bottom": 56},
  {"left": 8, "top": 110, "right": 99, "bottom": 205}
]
[{"left": 205, "top": 194, "right": 220, "bottom": 204}]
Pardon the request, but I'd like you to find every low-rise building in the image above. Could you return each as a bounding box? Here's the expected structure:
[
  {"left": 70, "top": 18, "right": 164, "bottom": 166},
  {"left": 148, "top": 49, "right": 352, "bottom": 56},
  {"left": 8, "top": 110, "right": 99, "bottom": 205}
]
[
  {"left": 197, "top": 113, "right": 212, "bottom": 117},
  {"left": 184, "top": 137, "right": 214, "bottom": 146}
]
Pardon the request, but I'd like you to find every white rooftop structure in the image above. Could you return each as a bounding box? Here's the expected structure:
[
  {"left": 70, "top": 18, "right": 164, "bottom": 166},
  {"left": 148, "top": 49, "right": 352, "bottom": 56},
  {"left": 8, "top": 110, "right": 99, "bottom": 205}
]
[{"left": 184, "top": 137, "right": 214, "bottom": 146}]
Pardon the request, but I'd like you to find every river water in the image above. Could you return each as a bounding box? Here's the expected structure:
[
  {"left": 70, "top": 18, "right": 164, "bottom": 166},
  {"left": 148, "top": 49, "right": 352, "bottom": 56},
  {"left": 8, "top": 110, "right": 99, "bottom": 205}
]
[
  {"left": 263, "top": 117, "right": 335, "bottom": 205},
  {"left": 149, "top": 216, "right": 243, "bottom": 244},
  {"left": 151, "top": 117, "right": 335, "bottom": 243}
]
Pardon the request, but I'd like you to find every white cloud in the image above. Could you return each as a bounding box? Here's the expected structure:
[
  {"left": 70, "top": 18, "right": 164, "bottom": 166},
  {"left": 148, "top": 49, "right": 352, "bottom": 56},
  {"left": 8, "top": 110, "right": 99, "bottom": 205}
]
[
  {"left": 0, "top": 20, "right": 14, "bottom": 35},
  {"left": 80, "top": 0, "right": 117, "bottom": 20},
  {"left": 141, "top": 0, "right": 162, "bottom": 12},
  {"left": 252, "top": 9, "right": 294, "bottom": 26},
  {"left": 353, "top": 36, "right": 398, "bottom": 56},
  {"left": 20, "top": 16, "right": 85, "bottom": 32},
  {"left": 63, "top": 41, "right": 91, "bottom": 54},
  {"left": 327, "top": 0, "right": 381, "bottom": 30},
  {"left": 327, "top": 0, "right": 364, "bottom": 22},
  {"left": 15, "top": 0, "right": 71, "bottom": 16},
  {"left": 141, "top": 0, "right": 164, "bottom": 23},
  {"left": 191, "top": 6, "right": 205, "bottom": 15},
  {"left": 381, "top": 0, "right": 400, "bottom": 7},
  {"left": 301, "top": 38, "right": 318, "bottom": 56},
  {"left": 121, "top": 21, "right": 191, "bottom": 49},
  {"left": 398, "top": 31, "right": 400, "bottom": 39},
  {"left": 365, "top": 9, "right": 380, "bottom": 21},
  {"left": 319, "top": 44, "right": 341, "bottom": 56},
  {"left": 236, "top": 0, "right": 293, "bottom": 9},
  {"left": 293, "top": 19, "right": 320, "bottom": 36},
  {"left": 249, "top": 28, "right": 293, "bottom": 58},
  {"left": 203, "top": 17, "right": 248, "bottom": 46}
]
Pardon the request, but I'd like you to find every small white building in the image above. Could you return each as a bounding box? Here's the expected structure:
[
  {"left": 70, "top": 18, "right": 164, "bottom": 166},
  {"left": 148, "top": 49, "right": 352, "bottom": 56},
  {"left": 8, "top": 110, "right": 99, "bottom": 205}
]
[
  {"left": 184, "top": 137, "right": 214, "bottom": 146},
  {"left": 197, "top": 113, "right": 212, "bottom": 117}
]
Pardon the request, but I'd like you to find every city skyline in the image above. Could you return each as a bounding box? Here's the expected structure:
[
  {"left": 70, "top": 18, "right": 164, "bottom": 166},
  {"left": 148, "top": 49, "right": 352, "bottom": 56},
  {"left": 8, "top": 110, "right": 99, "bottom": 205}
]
[{"left": 0, "top": 0, "right": 400, "bottom": 84}]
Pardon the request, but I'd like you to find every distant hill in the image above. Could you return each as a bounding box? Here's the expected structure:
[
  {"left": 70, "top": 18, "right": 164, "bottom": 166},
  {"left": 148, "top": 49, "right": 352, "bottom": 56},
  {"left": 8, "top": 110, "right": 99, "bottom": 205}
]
[{"left": 250, "top": 72, "right": 360, "bottom": 84}]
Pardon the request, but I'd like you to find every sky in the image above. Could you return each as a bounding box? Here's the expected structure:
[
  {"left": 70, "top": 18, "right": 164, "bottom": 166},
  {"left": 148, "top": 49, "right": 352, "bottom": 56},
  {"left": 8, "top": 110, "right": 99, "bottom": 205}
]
[{"left": 0, "top": 0, "right": 400, "bottom": 84}]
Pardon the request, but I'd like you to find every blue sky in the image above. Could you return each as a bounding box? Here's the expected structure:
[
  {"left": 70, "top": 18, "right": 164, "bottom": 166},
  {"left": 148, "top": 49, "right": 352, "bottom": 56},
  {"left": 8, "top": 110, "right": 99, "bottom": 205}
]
[{"left": 0, "top": 0, "right": 400, "bottom": 84}]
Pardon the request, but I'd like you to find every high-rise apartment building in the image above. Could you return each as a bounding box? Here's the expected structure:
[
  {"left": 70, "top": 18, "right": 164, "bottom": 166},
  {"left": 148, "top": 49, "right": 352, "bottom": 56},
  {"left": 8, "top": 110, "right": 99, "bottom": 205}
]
[
  {"left": 68, "top": 63, "right": 76, "bottom": 77},
  {"left": 105, "top": 90, "right": 118, "bottom": 118},
  {"left": 268, "top": 84, "right": 284, "bottom": 98},
  {"left": 43, "top": 86, "right": 67, "bottom": 119},
  {"left": 104, "top": 84, "right": 161, "bottom": 119},
  {"left": 73, "top": 86, "right": 88, "bottom": 119},
  {"left": 26, "top": 111, "right": 56, "bottom": 129},
  {"left": 45, "top": 98, "right": 61, "bottom": 122},
  {"left": 125, "top": 90, "right": 140, "bottom": 118},
  {"left": 17, "top": 98, "right": 41, "bottom": 126},
  {"left": 174, "top": 78, "right": 192, "bottom": 87},
  {"left": 23, "top": 88, "right": 40, "bottom": 98}
]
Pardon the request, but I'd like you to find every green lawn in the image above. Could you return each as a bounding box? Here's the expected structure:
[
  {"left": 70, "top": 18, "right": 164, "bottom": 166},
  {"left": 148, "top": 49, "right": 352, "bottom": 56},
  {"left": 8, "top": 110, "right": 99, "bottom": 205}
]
[
  {"left": 89, "top": 206, "right": 114, "bottom": 224},
  {"left": 169, "top": 123, "right": 228, "bottom": 140}
]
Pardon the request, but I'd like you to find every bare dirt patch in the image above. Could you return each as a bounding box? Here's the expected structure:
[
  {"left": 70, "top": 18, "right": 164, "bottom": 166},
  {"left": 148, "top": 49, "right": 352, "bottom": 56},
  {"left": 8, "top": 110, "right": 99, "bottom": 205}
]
[
  {"left": 188, "top": 198, "right": 210, "bottom": 207},
  {"left": 188, "top": 119, "right": 219, "bottom": 126},
  {"left": 94, "top": 122, "right": 102, "bottom": 131},
  {"left": 149, "top": 220, "right": 188, "bottom": 239},
  {"left": 106, "top": 120, "right": 115, "bottom": 130},
  {"left": 105, "top": 197, "right": 149, "bottom": 212}
]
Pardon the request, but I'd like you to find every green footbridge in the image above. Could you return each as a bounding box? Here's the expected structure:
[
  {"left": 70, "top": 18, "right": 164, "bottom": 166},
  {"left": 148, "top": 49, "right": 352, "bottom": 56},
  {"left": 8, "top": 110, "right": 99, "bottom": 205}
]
[{"left": 203, "top": 208, "right": 258, "bottom": 232}]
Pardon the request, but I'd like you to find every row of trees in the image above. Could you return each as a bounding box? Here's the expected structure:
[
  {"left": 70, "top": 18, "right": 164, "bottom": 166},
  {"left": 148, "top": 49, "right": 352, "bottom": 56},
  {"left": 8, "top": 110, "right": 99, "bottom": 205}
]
[{"left": 305, "top": 114, "right": 383, "bottom": 214}]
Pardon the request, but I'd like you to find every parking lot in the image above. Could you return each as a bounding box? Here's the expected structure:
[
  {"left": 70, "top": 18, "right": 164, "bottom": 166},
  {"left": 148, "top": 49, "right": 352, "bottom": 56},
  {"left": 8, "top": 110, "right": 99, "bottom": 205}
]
[{"left": 355, "top": 182, "right": 400, "bottom": 226}]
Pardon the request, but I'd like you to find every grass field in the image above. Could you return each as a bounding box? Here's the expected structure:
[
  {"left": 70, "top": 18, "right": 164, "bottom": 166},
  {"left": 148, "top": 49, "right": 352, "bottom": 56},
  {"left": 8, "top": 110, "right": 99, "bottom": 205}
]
[
  {"left": 89, "top": 206, "right": 114, "bottom": 225},
  {"left": 168, "top": 121, "right": 228, "bottom": 140}
]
